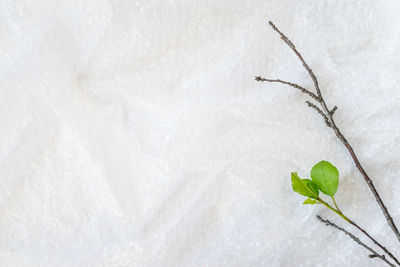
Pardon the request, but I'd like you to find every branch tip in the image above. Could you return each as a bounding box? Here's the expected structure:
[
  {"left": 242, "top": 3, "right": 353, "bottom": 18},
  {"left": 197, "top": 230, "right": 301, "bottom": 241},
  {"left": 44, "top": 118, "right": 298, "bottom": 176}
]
[
  {"left": 330, "top": 106, "right": 338, "bottom": 115},
  {"left": 369, "top": 254, "right": 383, "bottom": 259},
  {"left": 268, "top": 21, "right": 277, "bottom": 31}
]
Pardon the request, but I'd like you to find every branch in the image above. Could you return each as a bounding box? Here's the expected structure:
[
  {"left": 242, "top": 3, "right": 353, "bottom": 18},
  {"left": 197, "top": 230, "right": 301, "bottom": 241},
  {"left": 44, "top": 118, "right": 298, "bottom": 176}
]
[
  {"left": 268, "top": 21, "right": 322, "bottom": 97},
  {"left": 330, "top": 106, "right": 338, "bottom": 115},
  {"left": 317, "top": 199, "right": 400, "bottom": 266},
  {"left": 305, "top": 101, "right": 331, "bottom": 127},
  {"left": 347, "top": 218, "right": 400, "bottom": 266},
  {"left": 255, "top": 76, "right": 320, "bottom": 101},
  {"left": 317, "top": 215, "right": 395, "bottom": 267},
  {"left": 266, "top": 21, "right": 400, "bottom": 243}
]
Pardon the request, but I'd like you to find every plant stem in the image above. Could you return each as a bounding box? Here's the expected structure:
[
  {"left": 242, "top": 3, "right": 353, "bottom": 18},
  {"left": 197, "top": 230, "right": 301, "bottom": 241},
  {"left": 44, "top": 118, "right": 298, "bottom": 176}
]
[
  {"left": 317, "top": 198, "right": 349, "bottom": 222},
  {"left": 331, "top": 196, "right": 341, "bottom": 213},
  {"left": 317, "top": 198, "right": 400, "bottom": 266}
]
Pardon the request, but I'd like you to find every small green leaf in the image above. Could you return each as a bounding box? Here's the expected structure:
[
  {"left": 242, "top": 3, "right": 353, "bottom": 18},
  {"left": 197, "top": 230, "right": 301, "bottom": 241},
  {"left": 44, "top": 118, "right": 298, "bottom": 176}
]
[
  {"left": 311, "top": 160, "right": 339, "bottom": 197},
  {"left": 291, "top": 172, "right": 319, "bottom": 198},
  {"left": 303, "top": 198, "right": 319, "bottom": 205}
]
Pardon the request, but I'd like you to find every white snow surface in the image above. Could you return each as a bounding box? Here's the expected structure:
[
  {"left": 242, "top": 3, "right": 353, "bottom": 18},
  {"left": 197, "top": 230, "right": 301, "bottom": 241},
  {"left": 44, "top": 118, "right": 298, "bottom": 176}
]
[{"left": 1, "top": 0, "right": 400, "bottom": 266}]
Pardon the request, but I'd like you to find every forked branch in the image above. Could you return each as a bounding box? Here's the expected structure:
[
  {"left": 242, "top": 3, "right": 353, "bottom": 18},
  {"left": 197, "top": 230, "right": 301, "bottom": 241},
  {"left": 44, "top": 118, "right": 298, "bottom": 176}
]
[
  {"left": 317, "top": 215, "right": 395, "bottom": 267},
  {"left": 256, "top": 20, "right": 400, "bottom": 243},
  {"left": 267, "top": 21, "right": 322, "bottom": 97},
  {"left": 316, "top": 198, "right": 400, "bottom": 265},
  {"left": 305, "top": 100, "right": 331, "bottom": 127}
]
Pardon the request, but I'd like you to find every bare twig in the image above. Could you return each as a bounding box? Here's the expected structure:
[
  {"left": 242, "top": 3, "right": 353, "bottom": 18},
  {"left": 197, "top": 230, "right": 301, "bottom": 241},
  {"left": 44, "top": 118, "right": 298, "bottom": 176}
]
[
  {"left": 317, "top": 198, "right": 400, "bottom": 265},
  {"left": 317, "top": 215, "right": 395, "bottom": 267},
  {"left": 330, "top": 106, "right": 338, "bottom": 115},
  {"left": 306, "top": 101, "right": 331, "bottom": 127},
  {"left": 268, "top": 21, "right": 322, "bottom": 98},
  {"left": 346, "top": 217, "right": 400, "bottom": 266},
  {"left": 255, "top": 76, "right": 320, "bottom": 101},
  {"left": 256, "top": 21, "right": 400, "bottom": 243}
]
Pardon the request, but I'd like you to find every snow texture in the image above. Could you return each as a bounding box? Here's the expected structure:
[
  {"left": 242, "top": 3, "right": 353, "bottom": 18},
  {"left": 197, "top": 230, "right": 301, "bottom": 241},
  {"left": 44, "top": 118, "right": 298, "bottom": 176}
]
[{"left": 1, "top": 0, "right": 400, "bottom": 266}]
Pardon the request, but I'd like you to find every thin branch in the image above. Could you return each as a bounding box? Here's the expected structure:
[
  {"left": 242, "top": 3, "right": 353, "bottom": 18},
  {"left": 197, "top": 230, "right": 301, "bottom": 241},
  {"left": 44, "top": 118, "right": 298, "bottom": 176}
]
[
  {"left": 266, "top": 21, "right": 400, "bottom": 243},
  {"left": 330, "top": 106, "right": 338, "bottom": 115},
  {"left": 347, "top": 217, "right": 400, "bottom": 266},
  {"left": 268, "top": 21, "right": 322, "bottom": 98},
  {"left": 317, "top": 198, "right": 400, "bottom": 266},
  {"left": 305, "top": 101, "right": 331, "bottom": 127},
  {"left": 255, "top": 76, "right": 320, "bottom": 101},
  {"left": 317, "top": 215, "right": 395, "bottom": 267}
]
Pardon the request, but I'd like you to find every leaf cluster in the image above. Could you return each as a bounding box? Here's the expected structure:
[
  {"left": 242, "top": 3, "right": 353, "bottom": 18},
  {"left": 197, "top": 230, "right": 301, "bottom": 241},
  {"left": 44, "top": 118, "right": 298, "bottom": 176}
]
[{"left": 291, "top": 161, "right": 339, "bottom": 204}]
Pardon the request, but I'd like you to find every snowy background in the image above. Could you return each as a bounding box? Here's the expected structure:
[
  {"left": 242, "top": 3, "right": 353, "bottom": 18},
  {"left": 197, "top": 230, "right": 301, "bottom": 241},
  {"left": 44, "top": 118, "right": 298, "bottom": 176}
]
[{"left": 1, "top": 0, "right": 400, "bottom": 266}]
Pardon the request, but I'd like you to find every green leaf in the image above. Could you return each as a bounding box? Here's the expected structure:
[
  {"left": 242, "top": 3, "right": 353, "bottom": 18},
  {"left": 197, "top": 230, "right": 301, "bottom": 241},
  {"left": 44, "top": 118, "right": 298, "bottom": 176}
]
[
  {"left": 303, "top": 198, "right": 319, "bottom": 205},
  {"left": 291, "top": 172, "right": 319, "bottom": 198},
  {"left": 311, "top": 160, "right": 339, "bottom": 197}
]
